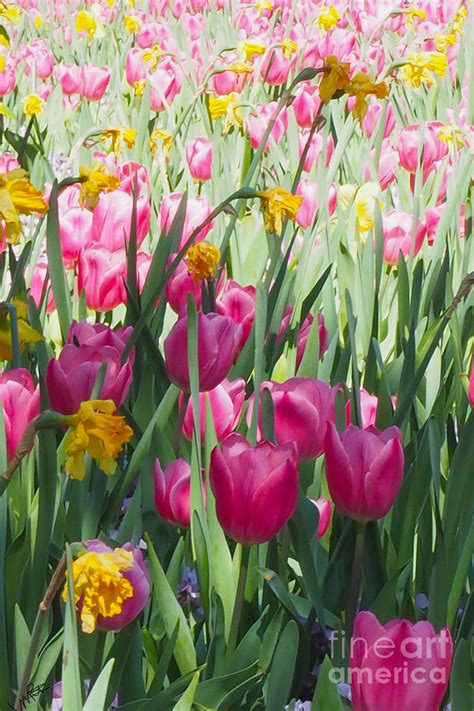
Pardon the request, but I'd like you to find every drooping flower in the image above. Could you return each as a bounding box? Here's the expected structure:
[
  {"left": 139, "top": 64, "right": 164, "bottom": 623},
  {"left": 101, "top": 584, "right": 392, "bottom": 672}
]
[
  {"left": 345, "top": 73, "right": 389, "bottom": 123},
  {"left": 0, "top": 169, "right": 48, "bottom": 243},
  {"left": 319, "top": 55, "right": 351, "bottom": 104},
  {"left": 186, "top": 242, "right": 220, "bottom": 284},
  {"left": 239, "top": 40, "right": 265, "bottom": 61},
  {"left": 257, "top": 187, "right": 302, "bottom": 235},
  {"left": 63, "top": 400, "right": 133, "bottom": 480},
  {"left": 315, "top": 5, "right": 341, "bottom": 32},
  {"left": 78, "top": 164, "right": 120, "bottom": 210},
  {"left": 149, "top": 128, "right": 173, "bottom": 155},
  {"left": 208, "top": 93, "right": 243, "bottom": 132},
  {"left": 99, "top": 128, "right": 137, "bottom": 157},
  {"left": 22, "top": 93, "right": 44, "bottom": 117},
  {"left": 400, "top": 52, "right": 447, "bottom": 89}
]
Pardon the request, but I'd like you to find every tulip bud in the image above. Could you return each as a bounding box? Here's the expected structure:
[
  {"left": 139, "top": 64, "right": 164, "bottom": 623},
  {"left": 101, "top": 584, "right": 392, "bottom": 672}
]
[
  {"left": 154, "top": 458, "right": 206, "bottom": 528},
  {"left": 351, "top": 611, "right": 453, "bottom": 711},
  {"left": 0, "top": 369, "right": 40, "bottom": 461},
  {"left": 210, "top": 434, "right": 299, "bottom": 544},
  {"left": 186, "top": 137, "right": 213, "bottom": 182},
  {"left": 324, "top": 423, "right": 404, "bottom": 522}
]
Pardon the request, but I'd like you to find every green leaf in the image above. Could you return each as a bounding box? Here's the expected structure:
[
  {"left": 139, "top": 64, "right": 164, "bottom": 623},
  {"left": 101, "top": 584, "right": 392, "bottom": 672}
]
[
  {"left": 264, "top": 620, "right": 299, "bottom": 711},
  {"left": 46, "top": 180, "right": 71, "bottom": 341},
  {"left": 172, "top": 671, "right": 200, "bottom": 711},
  {"left": 311, "top": 656, "right": 344, "bottom": 711},
  {"left": 83, "top": 659, "right": 115, "bottom": 711},
  {"left": 450, "top": 639, "right": 473, "bottom": 711},
  {"left": 61, "top": 545, "right": 83, "bottom": 709}
]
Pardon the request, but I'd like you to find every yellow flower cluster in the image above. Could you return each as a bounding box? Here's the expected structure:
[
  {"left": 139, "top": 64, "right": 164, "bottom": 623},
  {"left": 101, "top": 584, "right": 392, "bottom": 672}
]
[
  {"left": 257, "top": 188, "right": 302, "bottom": 235},
  {"left": 187, "top": 242, "right": 220, "bottom": 283},
  {"left": 63, "top": 400, "right": 133, "bottom": 480},
  {"left": 62, "top": 548, "right": 134, "bottom": 633}
]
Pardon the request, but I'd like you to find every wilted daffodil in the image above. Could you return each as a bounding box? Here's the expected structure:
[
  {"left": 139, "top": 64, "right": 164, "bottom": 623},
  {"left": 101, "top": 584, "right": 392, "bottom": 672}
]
[
  {"left": 400, "top": 51, "right": 447, "bottom": 88},
  {"left": 345, "top": 72, "right": 389, "bottom": 122},
  {"left": 319, "top": 55, "right": 351, "bottom": 103},
  {"left": 142, "top": 44, "right": 165, "bottom": 73},
  {"left": 187, "top": 242, "right": 220, "bottom": 283},
  {"left": 99, "top": 127, "right": 137, "bottom": 156},
  {"left": 78, "top": 164, "right": 120, "bottom": 210},
  {"left": 149, "top": 128, "right": 173, "bottom": 155},
  {"left": 257, "top": 188, "right": 302, "bottom": 235},
  {"left": 62, "top": 399, "right": 133, "bottom": 480},
  {"left": 0, "top": 299, "right": 43, "bottom": 360},
  {"left": 0, "top": 169, "right": 48, "bottom": 244},
  {"left": 239, "top": 40, "right": 265, "bottom": 61}
]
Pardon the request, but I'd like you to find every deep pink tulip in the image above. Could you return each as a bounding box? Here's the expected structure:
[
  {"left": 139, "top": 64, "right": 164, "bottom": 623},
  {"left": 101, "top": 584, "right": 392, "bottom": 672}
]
[
  {"left": 154, "top": 458, "right": 205, "bottom": 528},
  {"left": 165, "top": 254, "right": 203, "bottom": 314},
  {"left": 29, "top": 260, "right": 55, "bottom": 313},
  {"left": 91, "top": 190, "right": 150, "bottom": 252},
  {"left": 210, "top": 434, "right": 299, "bottom": 544},
  {"left": 59, "top": 205, "right": 94, "bottom": 267},
  {"left": 159, "top": 192, "right": 213, "bottom": 249},
  {"left": 181, "top": 377, "right": 245, "bottom": 443},
  {"left": 324, "top": 423, "right": 404, "bottom": 522},
  {"left": 164, "top": 312, "right": 242, "bottom": 392},
  {"left": 383, "top": 210, "right": 425, "bottom": 265},
  {"left": 295, "top": 179, "right": 318, "bottom": 229},
  {"left": 310, "top": 497, "right": 332, "bottom": 538},
  {"left": 186, "top": 138, "right": 213, "bottom": 182},
  {"left": 0, "top": 369, "right": 40, "bottom": 461},
  {"left": 78, "top": 246, "right": 127, "bottom": 311},
  {"left": 216, "top": 280, "right": 256, "bottom": 350},
  {"left": 55, "top": 64, "right": 82, "bottom": 94},
  {"left": 46, "top": 321, "right": 135, "bottom": 415},
  {"left": 80, "top": 65, "right": 111, "bottom": 101},
  {"left": 277, "top": 307, "right": 329, "bottom": 366},
  {"left": 251, "top": 378, "right": 339, "bottom": 461},
  {"left": 351, "top": 611, "right": 453, "bottom": 711},
  {"left": 83, "top": 540, "right": 150, "bottom": 631}
]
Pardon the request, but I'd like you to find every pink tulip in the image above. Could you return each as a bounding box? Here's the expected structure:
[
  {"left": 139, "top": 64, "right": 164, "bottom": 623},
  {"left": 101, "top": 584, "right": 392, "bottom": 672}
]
[
  {"left": 165, "top": 254, "right": 203, "bottom": 314},
  {"left": 149, "top": 57, "right": 183, "bottom": 111},
  {"left": 324, "top": 423, "right": 404, "bottom": 522},
  {"left": 117, "top": 162, "right": 150, "bottom": 195},
  {"left": 260, "top": 46, "right": 295, "bottom": 86},
  {"left": 292, "top": 84, "right": 322, "bottom": 128},
  {"left": 398, "top": 123, "right": 448, "bottom": 181},
  {"left": 59, "top": 205, "right": 94, "bottom": 267},
  {"left": 383, "top": 210, "right": 425, "bottom": 266},
  {"left": 164, "top": 312, "right": 242, "bottom": 392},
  {"left": 136, "top": 22, "right": 160, "bottom": 48},
  {"left": 29, "top": 260, "right": 55, "bottom": 313},
  {"left": 80, "top": 65, "right": 111, "bottom": 101},
  {"left": 181, "top": 377, "right": 246, "bottom": 443},
  {"left": 351, "top": 611, "right": 453, "bottom": 711},
  {"left": 0, "top": 66, "right": 16, "bottom": 96},
  {"left": 246, "top": 103, "right": 288, "bottom": 152},
  {"left": 125, "top": 47, "right": 147, "bottom": 85},
  {"left": 250, "top": 378, "right": 339, "bottom": 461},
  {"left": 186, "top": 138, "right": 213, "bottom": 182},
  {"left": 91, "top": 190, "right": 150, "bottom": 253},
  {"left": 210, "top": 434, "right": 299, "bottom": 544},
  {"left": 364, "top": 140, "right": 397, "bottom": 191},
  {"left": 0, "top": 369, "right": 40, "bottom": 461},
  {"left": 154, "top": 458, "right": 206, "bottom": 528},
  {"left": 0, "top": 152, "right": 20, "bottom": 173},
  {"left": 78, "top": 246, "right": 126, "bottom": 311},
  {"left": 81, "top": 540, "right": 150, "bottom": 632},
  {"left": 277, "top": 307, "right": 329, "bottom": 366},
  {"left": 310, "top": 497, "right": 332, "bottom": 538},
  {"left": 159, "top": 192, "right": 213, "bottom": 249},
  {"left": 298, "top": 130, "right": 334, "bottom": 173},
  {"left": 361, "top": 102, "right": 396, "bottom": 140},
  {"left": 216, "top": 280, "right": 256, "bottom": 350},
  {"left": 295, "top": 179, "right": 318, "bottom": 229},
  {"left": 55, "top": 64, "right": 82, "bottom": 94},
  {"left": 46, "top": 321, "right": 135, "bottom": 415}
]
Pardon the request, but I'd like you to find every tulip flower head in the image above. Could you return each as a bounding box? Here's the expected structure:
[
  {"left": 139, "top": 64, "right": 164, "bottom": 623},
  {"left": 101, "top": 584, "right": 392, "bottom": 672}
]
[
  {"left": 257, "top": 188, "right": 302, "bottom": 235},
  {"left": 62, "top": 400, "right": 133, "bottom": 480},
  {"left": 63, "top": 541, "right": 150, "bottom": 634}
]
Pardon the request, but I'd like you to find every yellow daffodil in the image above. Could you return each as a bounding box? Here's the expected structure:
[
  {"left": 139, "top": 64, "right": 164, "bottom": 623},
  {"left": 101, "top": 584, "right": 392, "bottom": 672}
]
[
  {"left": 453, "top": 5, "right": 467, "bottom": 35},
  {"left": 124, "top": 14, "right": 140, "bottom": 33},
  {"left": 149, "top": 128, "right": 173, "bottom": 155},
  {"left": 398, "top": 7, "right": 426, "bottom": 31},
  {"left": 208, "top": 93, "right": 243, "bottom": 132},
  {"left": 133, "top": 80, "right": 146, "bottom": 97},
  {"left": 339, "top": 182, "right": 383, "bottom": 236},
  {"left": 0, "top": 299, "right": 44, "bottom": 360},
  {"left": 315, "top": 5, "right": 341, "bottom": 32},
  {"left": 344, "top": 72, "right": 389, "bottom": 122},
  {"left": 239, "top": 40, "right": 265, "bottom": 61},
  {"left": 75, "top": 10, "right": 97, "bottom": 41},
  {"left": 22, "top": 94, "right": 44, "bottom": 117},
  {"left": 400, "top": 51, "right": 447, "bottom": 88},
  {"left": 0, "top": 169, "right": 48, "bottom": 244},
  {"left": 439, "top": 123, "right": 465, "bottom": 150},
  {"left": 143, "top": 44, "right": 165, "bottom": 73},
  {"left": 221, "top": 62, "right": 253, "bottom": 76},
  {"left": 62, "top": 548, "right": 134, "bottom": 633},
  {"left": 186, "top": 242, "right": 220, "bottom": 283},
  {"left": 63, "top": 400, "right": 133, "bottom": 481},
  {"left": 99, "top": 128, "right": 137, "bottom": 157},
  {"left": 319, "top": 55, "right": 351, "bottom": 103},
  {"left": 0, "top": 55, "right": 5, "bottom": 72},
  {"left": 78, "top": 164, "right": 120, "bottom": 210},
  {"left": 255, "top": 0, "right": 273, "bottom": 14},
  {"left": 257, "top": 188, "right": 302, "bottom": 235},
  {"left": 433, "top": 33, "right": 456, "bottom": 52},
  {"left": 33, "top": 14, "right": 42, "bottom": 29},
  {"left": 279, "top": 39, "right": 298, "bottom": 60},
  {"left": 0, "top": 2, "right": 20, "bottom": 24}
]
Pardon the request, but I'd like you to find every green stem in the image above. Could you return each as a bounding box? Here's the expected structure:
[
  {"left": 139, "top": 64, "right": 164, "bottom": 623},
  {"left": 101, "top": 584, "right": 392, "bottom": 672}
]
[
  {"left": 6, "top": 303, "right": 21, "bottom": 368},
  {"left": 227, "top": 544, "right": 250, "bottom": 658},
  {"left": 15, "top": 555, "right": 66, "bottom": 709},
  {"left": 89, "top": 630, "right": 107, "bottom": 691},
  {"left": 346, "top": 522, "right": 366, "bottom": 639}
]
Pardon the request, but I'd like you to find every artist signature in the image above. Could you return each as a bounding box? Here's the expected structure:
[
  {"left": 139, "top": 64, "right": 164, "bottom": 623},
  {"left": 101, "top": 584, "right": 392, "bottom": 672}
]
[{"left": 8, "top": 682, "right": 49, "bottom": 710}]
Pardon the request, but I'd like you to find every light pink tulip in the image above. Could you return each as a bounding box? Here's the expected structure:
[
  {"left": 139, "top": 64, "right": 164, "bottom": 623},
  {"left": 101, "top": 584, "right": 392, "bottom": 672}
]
[
  {"left": 91, "top": 190, "right": 151, "bottom": 253},
  {"left": 80, "top": 65, "right": 111, "bottom": 101},
  {"left": 159, "top": 192, "right": 213, "bottom": 249},
  {"left": 246, "top": 103, "right": 288, "bottom": 153},
  {"left": 383, "top": 210, "right": 425, "bottom": 266},
  {"left": 186, "top": 138, "right": 213, "bottom": 182},
  {"left": 0, "top": 369, "right": 40, "bottom": 461},
  {"left": 55, "top": 64, "right": 82, "bottom": 94}
]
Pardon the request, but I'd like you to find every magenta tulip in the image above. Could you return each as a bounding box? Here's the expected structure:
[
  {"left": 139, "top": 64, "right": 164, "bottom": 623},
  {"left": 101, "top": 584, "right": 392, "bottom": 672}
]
[
  {"left": 77, "top": 246, "right": 127, "bottom": 312},
  {"left": 154, "top": 458, "right": 205, "bottom": 528},
  {"left": 216, "top": 280, "right": 256, "bottom": 350},
  {"left": 277, "top": 307, "right": 328, "bottom": 366},
  {"left": 82, "top": 540, "right": 150, "bottom": 631},
  {"left": 250, "top": 378, "right": 339, "bottom": 461},
  {"left": 210, "top": 434, "right": 299, "bottom": 544},
  {"left": 0, "top": 369, "right": 40, "bottom": 461},
  {"left": 324, "top": 423, "right": 404, "bottom": 521},
  {"left": 181, "top": 377, "right": 245, "bottom": 443},
  {"left": 46, "top": 321, "right": 135, "bottom": 415},
  {"left": 310, "top": 497, "right": 332, "bottom": 538},
  {"left": 164, "top": 312, "right": 242, "bottom": 392},
  {"left": 351, "top": 611, "right": 453, "bottom": 711}
]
